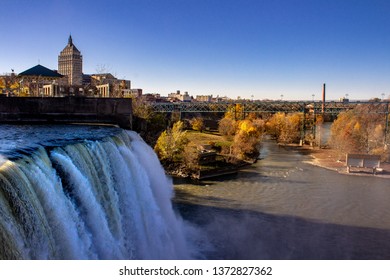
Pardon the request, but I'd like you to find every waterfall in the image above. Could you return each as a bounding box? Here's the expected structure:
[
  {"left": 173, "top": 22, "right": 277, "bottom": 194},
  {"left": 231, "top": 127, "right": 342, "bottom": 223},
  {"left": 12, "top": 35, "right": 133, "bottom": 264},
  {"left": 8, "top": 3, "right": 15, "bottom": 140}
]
[{"left": 0, "top": 130, "right": 190, "bottom": 259}]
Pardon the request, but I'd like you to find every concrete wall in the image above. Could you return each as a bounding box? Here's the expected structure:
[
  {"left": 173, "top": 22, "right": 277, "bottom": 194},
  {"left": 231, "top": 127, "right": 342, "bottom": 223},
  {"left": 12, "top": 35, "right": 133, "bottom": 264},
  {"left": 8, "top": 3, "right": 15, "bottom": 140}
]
[{"left": 0, "top": 97, "right": 132, "bottom": 129}]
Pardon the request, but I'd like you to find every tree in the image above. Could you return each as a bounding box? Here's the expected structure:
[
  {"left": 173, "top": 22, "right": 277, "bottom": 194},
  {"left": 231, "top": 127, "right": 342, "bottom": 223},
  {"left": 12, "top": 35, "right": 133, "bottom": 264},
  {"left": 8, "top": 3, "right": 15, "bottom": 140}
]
[
  {"left": 190, "top": 117, "right": 205, "bottom": 132},
  {"left": 132, "top": 96, "right": 154, "bottom": 120},
  {"left": 218, "top": 116, "right": 237, "bottom": 139},
  {"left": 266, "top": 112, "right": 285, "bottom": 140},
  {"left": 231, "top": 118, "right": 265, "bottom": 161},
  {"left": 237, "top": 119, "right": 264, "bottom": 137},
  {"left": 252, "top": 118, "right": 266, "bottom": 136},
  {"left": 131, "top": 96, "right": 167, "bottom": 145},
  {"left": 182, "top": 144, "right": 199, "bottom": 171},
  {"left": 224, "top": 103, "right": 245, "bottom": 120},
  {"left": 231, "top": 130, "right": 260, "bottom": 161},
  {"left": 154, "top": 121, "right": 188, "bottom": 162},
  {"left": 0, "top": 78, "right": 5, "bottom": 91},
  {"left": 279, "top": 113, "right": 301, "bottom": 144},
  {"left": 0, "top": 75, "right": 20, "bottom": 95},
  {"left": 329, "top": 104, "right": 388, "bottom": 160},
  {"left": 266, "top": 112, "right": 302, "bottom": 144}
]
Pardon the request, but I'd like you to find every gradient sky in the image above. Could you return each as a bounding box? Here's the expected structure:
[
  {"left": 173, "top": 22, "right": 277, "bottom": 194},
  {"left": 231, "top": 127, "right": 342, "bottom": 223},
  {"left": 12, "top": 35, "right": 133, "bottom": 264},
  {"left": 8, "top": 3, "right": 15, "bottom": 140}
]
[{"left": 1, "top": 0, "right": 390, "bottom": 100}]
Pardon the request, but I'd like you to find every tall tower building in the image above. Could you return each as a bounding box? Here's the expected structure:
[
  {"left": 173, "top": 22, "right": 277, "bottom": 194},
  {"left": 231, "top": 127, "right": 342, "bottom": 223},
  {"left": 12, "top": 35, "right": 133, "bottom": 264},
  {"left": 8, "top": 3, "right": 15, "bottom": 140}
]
[{"left": 58, "top": 35, "right": 83, "bottom": 86}]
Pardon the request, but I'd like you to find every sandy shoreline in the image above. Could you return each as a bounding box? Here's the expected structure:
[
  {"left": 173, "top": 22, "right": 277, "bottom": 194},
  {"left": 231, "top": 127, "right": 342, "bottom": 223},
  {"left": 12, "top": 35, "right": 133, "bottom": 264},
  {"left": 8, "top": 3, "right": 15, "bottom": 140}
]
[{"left": 301, "top": 146, "right": 390, "bottom": 179}]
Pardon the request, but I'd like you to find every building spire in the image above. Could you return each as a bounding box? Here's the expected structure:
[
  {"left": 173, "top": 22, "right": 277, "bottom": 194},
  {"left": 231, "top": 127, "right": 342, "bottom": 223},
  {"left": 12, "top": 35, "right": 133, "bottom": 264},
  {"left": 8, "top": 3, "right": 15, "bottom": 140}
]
[{"left": 68, "top": 34, "right": 73, "bottom": 46}]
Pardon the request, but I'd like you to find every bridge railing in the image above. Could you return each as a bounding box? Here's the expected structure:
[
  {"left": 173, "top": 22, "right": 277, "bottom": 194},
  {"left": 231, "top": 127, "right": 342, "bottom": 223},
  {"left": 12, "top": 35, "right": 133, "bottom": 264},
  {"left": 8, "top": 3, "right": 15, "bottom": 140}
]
[{"left": 150, "top": 101, "right": 390, "bottom": 115}]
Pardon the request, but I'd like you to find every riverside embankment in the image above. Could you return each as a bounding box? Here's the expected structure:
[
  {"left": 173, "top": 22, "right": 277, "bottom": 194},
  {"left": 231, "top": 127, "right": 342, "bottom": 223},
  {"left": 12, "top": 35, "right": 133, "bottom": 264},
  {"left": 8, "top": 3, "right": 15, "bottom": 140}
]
[{"left": 303, "top": 146, "right": 390, "bottom": 178}]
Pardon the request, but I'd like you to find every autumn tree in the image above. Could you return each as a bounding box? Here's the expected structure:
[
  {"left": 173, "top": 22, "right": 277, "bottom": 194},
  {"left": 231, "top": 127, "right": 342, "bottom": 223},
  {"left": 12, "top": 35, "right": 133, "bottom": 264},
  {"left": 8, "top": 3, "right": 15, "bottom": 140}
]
[
  {"left": 266, "top": 112, "right": 302, "bottom": 144},
  {"left": 154, "top": 121, "right": 188, "bottom": 162},
  {"left": 218, "top": 116, "right": 237, "bottom": 139},
  {"left": 0, "top": 78, "right": 5, "bottom": 92},
  {"left": 330, "top": 111, "right": 361, "bottom": 158},
  {"left": 190, "top": 117, "right": 205, "bottom": 132},
  {"left": 231, "top": 119, "right": 265, "bottom": 161},
  {"left": 0, "top": 75, "right": 19, "bottom": 95},
  {"left": 265, "top": 112, "right": 285, "bottom": 140},
  {"left": 225, "top": 103, "right": 245, "bottom": 120},
  {"left": 182, "top": 144, "right": 200, "bottom": 172},
  {"left": 279, "top": 113, "right": 302, "bottom": 144},
  {"left": 131, "top": 96, "right": 167, "bottom": 145},
  {"left": 329, "top": 104, "right": 388, "bottom": 160}
]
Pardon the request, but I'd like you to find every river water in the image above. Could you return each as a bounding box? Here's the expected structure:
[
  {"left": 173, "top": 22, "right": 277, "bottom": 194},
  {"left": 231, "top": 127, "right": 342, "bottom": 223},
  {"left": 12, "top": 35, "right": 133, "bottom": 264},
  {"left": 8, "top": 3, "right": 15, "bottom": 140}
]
[{"left": 174, "top": 139, "right": 390, "bottom": 259}]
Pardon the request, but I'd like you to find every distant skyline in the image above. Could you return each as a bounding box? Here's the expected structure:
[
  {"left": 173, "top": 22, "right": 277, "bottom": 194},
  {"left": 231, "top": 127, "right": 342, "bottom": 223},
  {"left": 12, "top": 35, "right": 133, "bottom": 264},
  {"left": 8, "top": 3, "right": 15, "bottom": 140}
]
[{"left": 1, "top": 0, "right": 390, "bottom": 100}]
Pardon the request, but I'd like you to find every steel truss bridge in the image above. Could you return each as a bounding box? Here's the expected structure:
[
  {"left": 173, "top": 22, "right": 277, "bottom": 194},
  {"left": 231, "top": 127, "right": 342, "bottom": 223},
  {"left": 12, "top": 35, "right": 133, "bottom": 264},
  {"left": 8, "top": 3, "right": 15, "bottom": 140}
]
[
  {"left": 151, "top": 100, "right": 390, "bottom": 143},
  {"left": 151, "top": 100, "right": 390, "bottom": 116}
]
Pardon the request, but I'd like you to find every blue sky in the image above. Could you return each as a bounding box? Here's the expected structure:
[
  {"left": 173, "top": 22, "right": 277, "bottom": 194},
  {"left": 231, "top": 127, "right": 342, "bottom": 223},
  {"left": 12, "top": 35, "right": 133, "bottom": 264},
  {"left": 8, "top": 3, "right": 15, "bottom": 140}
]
[{"left": 1, "top": 0, "right": 390, "bottom": 100}]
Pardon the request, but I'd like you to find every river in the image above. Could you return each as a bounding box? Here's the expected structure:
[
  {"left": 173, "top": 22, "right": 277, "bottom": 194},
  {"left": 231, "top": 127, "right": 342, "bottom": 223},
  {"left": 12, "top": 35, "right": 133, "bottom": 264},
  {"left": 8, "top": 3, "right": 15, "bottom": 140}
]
[{"left": 173, "top": 139, "right": 390, "bottom": 259}]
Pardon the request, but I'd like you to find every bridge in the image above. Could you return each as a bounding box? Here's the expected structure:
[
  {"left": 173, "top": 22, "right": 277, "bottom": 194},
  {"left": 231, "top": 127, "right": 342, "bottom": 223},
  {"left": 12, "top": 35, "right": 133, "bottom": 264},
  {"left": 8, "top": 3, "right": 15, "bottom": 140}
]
[
  {"left": 151, "top": 100, "right": 390, "bottom": 116},
  {"left": 151, "top": 100, "right": 390, "bottom": 142}
]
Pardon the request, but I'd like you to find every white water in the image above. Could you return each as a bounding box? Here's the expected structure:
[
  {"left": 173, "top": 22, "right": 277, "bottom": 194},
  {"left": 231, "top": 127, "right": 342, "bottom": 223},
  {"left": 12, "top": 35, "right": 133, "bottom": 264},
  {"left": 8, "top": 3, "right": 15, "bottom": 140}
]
[{"left": 0, "top": 130, "right": 190, "bottom": 259}]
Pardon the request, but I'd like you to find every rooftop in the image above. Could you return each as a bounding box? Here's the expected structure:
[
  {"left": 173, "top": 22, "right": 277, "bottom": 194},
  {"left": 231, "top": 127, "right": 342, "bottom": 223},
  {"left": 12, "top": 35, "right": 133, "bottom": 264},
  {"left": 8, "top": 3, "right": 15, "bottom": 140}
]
[{"left": 18, "top": 64, "right": 63, "bottom": 78}]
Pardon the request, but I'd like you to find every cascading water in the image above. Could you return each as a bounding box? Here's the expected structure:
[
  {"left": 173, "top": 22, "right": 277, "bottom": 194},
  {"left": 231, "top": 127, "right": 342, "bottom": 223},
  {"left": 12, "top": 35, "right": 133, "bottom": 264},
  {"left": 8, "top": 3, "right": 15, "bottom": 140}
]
[{"left": 0, "top": 129, "right": 191, "bottom": 259}]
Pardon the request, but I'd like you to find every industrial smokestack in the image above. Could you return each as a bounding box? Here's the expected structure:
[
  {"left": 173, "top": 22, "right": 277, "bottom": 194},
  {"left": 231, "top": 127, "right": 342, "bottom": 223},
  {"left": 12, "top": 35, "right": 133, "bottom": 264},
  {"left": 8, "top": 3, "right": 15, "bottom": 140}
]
[{"left": 322, "top": 83, "right": 326, "bottom": 113}]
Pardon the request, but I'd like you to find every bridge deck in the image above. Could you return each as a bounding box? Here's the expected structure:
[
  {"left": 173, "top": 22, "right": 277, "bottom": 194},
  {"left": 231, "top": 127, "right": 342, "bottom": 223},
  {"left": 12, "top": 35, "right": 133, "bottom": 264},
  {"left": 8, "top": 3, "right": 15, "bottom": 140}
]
[{"left": 151, "top": 101, "right": 389, "bottom": 114}]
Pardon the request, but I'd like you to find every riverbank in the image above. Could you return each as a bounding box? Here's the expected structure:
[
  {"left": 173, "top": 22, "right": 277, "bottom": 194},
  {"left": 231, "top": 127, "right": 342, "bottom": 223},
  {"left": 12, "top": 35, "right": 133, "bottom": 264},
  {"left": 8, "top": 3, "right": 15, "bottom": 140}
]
[
  {"left": 163, "top": 158, "right": 250, "bottom": 180},
  {"left": 160, "top": 129, "right": 259, "bottom": 180},
  {"left": 301, "top": 146, "right": 390, "bottom": 178}
]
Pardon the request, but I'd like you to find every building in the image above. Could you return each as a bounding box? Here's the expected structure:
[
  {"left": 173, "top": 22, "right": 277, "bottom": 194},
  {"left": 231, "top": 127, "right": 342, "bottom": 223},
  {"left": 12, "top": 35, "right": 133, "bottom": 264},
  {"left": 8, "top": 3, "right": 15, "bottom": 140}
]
[
  {"left": 142, "top": 93, "right": 166, "bottom": 102},
  {"left": 91, "top": 73, "right": 131, "bottom": 97},
  {"left": 91, "top": 73, "right": 118, "bottom": 85},
  {"left": 3, "top": 36, "right": 136, "bottom": 97},
  {"left": 43, "top": 83, "right": 60, "bottom": 96},
  {"left": 195, "top": 95, "right": 212, "bottom": 102},
  {"left": 18, "top": 64, "right": 64, "bottom": 97},
  {"left": 129, "top": 88, "right": 143, "bottom": 98},
  {"left": 168, "top": 90, "right": 191, "bottom": 102},
  {"left": 58, "top": 35, "right": 83, "bottom": 86}
]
